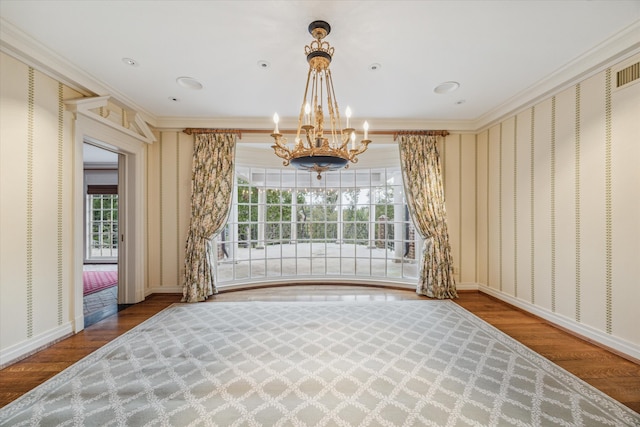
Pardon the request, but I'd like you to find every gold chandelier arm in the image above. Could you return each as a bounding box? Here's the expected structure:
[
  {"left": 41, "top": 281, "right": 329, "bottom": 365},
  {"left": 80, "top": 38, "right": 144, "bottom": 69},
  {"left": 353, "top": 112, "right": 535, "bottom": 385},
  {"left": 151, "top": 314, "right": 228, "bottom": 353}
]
[
  {"left": 271, "top": 144, "right": 292, "bottom": 163},
  {"left": 348, "top": 140, "right": 371, "bottom": 159},
  {"left": 271, "top": 135, "right": 288, "bottom": 149}
]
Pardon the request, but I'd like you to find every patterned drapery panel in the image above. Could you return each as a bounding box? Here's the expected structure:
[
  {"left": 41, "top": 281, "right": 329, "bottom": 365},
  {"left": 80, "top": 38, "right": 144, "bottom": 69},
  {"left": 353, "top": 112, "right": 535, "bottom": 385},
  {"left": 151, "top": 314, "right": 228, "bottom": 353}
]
[
  {"left": 399, "top": 135, "right": 457, "bottom": 299},
  {"left": 182, "top": 133, "right": 236, "bottom": 302}
]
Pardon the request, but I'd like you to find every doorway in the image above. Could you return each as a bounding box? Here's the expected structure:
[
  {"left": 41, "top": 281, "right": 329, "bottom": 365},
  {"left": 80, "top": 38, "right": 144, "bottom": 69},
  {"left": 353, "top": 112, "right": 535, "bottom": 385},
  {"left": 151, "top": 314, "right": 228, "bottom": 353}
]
[{"left": 83, "top": 143, "right": 119, "bottom": 327}]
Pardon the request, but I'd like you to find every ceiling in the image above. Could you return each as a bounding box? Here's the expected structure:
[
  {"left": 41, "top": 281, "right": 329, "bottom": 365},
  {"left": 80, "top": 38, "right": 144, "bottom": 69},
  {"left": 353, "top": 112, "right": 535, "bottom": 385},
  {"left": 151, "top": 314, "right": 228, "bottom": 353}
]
[
  {"left": 1, "top": 1, "right": 639, "bottom": 131},
  {"left": 83, "top": 143, "right": 118, "bottom": 165}
]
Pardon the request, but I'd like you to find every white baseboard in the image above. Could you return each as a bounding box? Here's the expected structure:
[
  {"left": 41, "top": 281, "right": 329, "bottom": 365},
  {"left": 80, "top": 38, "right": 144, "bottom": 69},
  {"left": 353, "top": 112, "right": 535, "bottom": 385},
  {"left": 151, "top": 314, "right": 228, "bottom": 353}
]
[
  {"left": 477, "top": 284, "right": 640, "bottom": 363},
  {"left": 0, "top": 322, "right": 74, "bottom": 368},
  {"left": 145, "top": 286, "right": 183, "bottom": 296},
  {"left": 455, "top": 282, "right": 480, "bottom": 291}
]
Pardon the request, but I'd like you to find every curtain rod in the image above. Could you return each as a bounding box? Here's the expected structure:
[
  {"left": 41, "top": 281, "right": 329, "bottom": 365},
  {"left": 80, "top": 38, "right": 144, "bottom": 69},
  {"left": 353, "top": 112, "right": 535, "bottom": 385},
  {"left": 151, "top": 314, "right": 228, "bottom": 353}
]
[{"left": 182, "top": 128, "right": 450, "bottom": 140}]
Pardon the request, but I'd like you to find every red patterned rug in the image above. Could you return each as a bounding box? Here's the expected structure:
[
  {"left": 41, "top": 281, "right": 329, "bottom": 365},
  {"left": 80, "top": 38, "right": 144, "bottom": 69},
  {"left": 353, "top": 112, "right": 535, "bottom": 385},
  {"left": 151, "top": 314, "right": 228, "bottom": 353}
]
[{"left": 83, "top": 270, "right": 118, "bottom": 296}]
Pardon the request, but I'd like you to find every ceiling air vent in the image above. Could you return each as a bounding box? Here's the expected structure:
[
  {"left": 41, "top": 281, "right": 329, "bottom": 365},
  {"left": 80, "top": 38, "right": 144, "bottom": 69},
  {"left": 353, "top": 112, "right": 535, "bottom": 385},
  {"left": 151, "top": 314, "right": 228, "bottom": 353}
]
[{"left": 616, "top": 62, "right": 639, "bottom": 88}]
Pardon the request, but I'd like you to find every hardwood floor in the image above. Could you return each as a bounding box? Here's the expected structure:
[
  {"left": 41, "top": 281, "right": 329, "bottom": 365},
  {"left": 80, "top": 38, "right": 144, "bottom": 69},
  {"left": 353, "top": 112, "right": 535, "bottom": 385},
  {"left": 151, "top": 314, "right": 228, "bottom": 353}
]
[{"left": 1, "top": 286, "right": 639, "bottom": 414}]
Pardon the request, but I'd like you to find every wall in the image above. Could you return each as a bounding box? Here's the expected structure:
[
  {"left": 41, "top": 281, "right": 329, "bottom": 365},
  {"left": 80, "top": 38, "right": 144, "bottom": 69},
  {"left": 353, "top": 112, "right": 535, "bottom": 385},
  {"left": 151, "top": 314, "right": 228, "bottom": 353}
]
[
  {"left": 0, "top": 52, "right": 82, "bottom": 365},
  {"left": 441, "top": 134, "right": 478, "bottom": 286},
  {"left": 146, "top": 131, "right": 193, "bottom": 294},
  {"left": 475, "top": 54, "right": 640, "bottom": 359}
]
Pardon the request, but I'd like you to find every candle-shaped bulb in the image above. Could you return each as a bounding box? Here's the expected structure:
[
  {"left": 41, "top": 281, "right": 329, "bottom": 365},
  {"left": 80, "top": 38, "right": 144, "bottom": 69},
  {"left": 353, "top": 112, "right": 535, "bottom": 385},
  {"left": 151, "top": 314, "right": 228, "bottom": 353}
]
[
  {"left": 363, "top": 121, "right": 369, "bottom": 140},
  {"left": 351, "top": 131, "right": 356, "bottom": 150},
  {"left": 273, "top": 113, "right": 280, "bottom": 133},
  {"left": 345, "top": 106, "right": 352, "bottom": 128},
  {"left": 304, "top": 103, "right": 311, "bottom": 125}
]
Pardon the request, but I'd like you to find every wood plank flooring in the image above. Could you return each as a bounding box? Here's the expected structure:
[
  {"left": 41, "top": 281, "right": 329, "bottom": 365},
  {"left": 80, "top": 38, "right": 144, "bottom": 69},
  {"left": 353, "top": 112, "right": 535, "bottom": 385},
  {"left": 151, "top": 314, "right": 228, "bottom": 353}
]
[{"left": 1, "top": 286, "right": 638, "bottom": 414}]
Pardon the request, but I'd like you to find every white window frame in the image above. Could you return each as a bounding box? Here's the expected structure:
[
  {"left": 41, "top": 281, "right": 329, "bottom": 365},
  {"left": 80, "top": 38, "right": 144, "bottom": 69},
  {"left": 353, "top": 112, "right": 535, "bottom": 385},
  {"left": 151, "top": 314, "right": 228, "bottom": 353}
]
[{"left": 215, "top": 166, "right": 418, "bottom": 287}]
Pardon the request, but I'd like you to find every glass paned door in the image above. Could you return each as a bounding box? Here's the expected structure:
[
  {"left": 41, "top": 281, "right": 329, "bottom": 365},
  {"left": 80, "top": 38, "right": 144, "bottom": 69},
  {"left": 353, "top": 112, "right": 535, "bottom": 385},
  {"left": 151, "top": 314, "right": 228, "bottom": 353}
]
[{"left": 87, "top": 194, "right": 119, "bottom": 260}]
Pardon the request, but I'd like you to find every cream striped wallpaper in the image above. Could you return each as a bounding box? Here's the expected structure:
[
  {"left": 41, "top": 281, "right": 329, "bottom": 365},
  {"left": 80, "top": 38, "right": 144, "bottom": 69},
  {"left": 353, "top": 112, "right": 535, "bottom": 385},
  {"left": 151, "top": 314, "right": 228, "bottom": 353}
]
[
  {"left": 0, "top": 52, "right": 80, "bottom": 359},
  {"left": 475, "top": 57, "right": 640, "bottom": 348},
  {"left": 146, "top": 131, "right": 193, "bottom": 293}
]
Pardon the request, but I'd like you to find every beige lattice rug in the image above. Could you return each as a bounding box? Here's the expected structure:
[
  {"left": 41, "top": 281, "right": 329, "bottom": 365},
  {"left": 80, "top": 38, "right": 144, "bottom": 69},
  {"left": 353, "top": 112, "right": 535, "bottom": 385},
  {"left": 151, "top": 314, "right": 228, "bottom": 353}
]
[{"left": 1, "top": 301, "right": 638, "bottom": 426}]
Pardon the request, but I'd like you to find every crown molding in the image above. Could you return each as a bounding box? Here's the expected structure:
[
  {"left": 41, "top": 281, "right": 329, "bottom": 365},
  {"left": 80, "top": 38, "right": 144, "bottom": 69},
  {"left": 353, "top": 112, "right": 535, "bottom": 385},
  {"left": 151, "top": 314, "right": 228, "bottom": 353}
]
[
  {"left": 3, "top": 16, "right": 638, "bottom": 136},
  {"left": 154, "top": 116, "right": 478, "bottom": 134},
  {"left": 474, "top": 20, "right": 640, "bottom": 132},
  {"left": 0, "top": 17, "right": 158, "bottom": 127}
]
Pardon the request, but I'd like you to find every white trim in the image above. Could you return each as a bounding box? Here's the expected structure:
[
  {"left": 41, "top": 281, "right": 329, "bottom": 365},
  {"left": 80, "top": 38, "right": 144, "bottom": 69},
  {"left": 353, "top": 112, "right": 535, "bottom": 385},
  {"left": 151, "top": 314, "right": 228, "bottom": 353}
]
[
  {"left": 478, "top": 285, "right": 640, "bottom": 362},
  {"left": 0, "top": 323, "right": 73, "bottom": 368},
  {"left": 146, "top": 286, "right": 183, "bottom": 295},
  {"left": 68, "top": 100, "right": 149, "bottom": 333},
  {"left": 455, "top": 282, "right": 480, "bottom": 291},
  {"left": 66, "top": 97, "right": 156, "bottom": 144}
]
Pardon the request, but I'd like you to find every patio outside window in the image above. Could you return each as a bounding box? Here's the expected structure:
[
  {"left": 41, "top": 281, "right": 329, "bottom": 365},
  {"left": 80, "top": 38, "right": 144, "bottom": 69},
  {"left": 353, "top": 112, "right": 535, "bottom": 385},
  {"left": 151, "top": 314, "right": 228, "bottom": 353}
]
[{"left": 214, "top": 166, "right": 421, "bottom": 286}]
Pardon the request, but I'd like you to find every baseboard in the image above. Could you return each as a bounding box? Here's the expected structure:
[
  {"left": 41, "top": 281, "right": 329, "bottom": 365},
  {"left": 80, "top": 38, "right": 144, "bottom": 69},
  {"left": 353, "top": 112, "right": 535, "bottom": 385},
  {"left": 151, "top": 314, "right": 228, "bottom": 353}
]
[
  {"left": 455, "top": 282, "right": 480, "bottom": 291},
  {"left": 0, "top": 322, "right": 74, "bottom": 368},
  {"left": 478, "top": 284, "right": 640, "bottom": 364},
  {"left": 146, "top": 286, "right": 183, "bottom": 296},
  {"left": 147, "top": 281, "right": 478, "bottom": 296}
]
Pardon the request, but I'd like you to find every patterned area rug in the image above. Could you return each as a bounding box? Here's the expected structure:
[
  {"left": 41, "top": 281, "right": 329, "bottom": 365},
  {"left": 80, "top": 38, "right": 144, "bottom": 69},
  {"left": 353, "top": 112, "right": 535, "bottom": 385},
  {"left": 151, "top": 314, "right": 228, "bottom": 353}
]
[
  {"left": 1, "top": 301, "right": 638, "bottom": 426},
  {"left": 82, "top": 270, "right": 117, "bottom": 296}
]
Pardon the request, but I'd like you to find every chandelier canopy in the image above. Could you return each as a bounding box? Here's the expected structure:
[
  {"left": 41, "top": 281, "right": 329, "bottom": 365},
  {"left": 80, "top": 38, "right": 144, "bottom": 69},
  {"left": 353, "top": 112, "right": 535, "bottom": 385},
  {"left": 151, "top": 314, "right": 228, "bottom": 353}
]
[{"left": 271, "top": 20, "right": 371, "bottom": 180}]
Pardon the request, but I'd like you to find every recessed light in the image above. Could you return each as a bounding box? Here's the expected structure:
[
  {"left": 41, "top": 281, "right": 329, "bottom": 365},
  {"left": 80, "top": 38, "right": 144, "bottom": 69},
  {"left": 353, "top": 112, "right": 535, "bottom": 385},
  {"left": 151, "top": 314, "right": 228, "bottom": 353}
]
[
  {"left": 369, "top": 63, "right": 382, "bottom": 71},
  {"left": 122, "top": 57, "right": 139, "bottom": 67},
  {"left": 257, "top": 60, "right": 270, "bottom": 69},
  {"left": 176, "top": 77, "right": 203, "bottom": 90},
  {"left": 434, "top": 81, "right": 460, "bottom": 94},
  {"left": 168, "top": 96, "right": 179, "bottom": 102}
]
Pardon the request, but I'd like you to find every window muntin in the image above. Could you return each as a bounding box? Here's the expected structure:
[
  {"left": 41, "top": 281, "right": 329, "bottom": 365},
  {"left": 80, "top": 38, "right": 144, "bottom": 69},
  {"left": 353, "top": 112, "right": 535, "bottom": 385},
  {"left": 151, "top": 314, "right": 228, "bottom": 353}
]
[
  {"left": 87, "top": 194, "right": 118, "bottom": 260},
  {"left": 215, "top": 167, "right": 418, "bottom": 285}
]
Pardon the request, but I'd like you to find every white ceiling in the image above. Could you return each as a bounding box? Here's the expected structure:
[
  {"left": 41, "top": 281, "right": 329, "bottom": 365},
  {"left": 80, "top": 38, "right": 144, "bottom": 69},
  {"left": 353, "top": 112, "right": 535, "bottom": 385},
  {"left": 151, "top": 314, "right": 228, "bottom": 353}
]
[
  {"left": 83, "top": 143, "right": 118, "bottom": 165},
  {"left": 1, "top": 1, "right": 639, "bottom": 131}
]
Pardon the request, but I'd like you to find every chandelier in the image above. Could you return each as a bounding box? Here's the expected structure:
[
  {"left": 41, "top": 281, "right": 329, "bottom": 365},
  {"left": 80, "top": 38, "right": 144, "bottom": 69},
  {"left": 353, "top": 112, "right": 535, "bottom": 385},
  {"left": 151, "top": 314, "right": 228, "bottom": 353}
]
[{"left": 271, "top": 20, "right": 371, "bottom": 180}]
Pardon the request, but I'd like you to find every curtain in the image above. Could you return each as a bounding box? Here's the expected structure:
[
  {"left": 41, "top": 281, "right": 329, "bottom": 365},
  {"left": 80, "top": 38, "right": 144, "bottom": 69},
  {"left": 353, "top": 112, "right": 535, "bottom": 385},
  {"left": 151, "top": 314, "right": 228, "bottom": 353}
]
[
  {"left": 399, "top": 135, "right": 457, "bottom": 299},
  {"left": 182, "top": 133, "right": 236, "bottom": 302}
]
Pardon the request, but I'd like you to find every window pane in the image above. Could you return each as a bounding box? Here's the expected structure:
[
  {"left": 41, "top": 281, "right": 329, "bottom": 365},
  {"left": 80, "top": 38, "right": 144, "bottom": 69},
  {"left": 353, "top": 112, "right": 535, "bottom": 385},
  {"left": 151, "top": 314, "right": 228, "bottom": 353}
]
[{"left": 215, "top": 167, "right": 416, "bottom": 286}]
